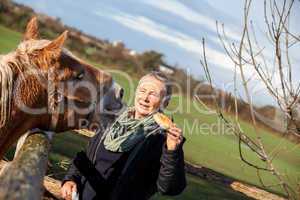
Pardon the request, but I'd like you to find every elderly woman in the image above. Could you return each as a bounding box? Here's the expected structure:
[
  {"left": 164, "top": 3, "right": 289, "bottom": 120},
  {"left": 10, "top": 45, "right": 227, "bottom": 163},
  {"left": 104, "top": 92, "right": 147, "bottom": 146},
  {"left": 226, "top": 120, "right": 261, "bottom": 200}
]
[{"left": 61, "top": 71, "right": 186, "bottom": 200}]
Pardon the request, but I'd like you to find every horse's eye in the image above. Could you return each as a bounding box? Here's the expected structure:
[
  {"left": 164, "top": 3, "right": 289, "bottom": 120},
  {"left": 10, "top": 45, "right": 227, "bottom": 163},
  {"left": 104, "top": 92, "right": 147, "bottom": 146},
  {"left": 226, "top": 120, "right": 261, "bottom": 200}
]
[{"left": 76, "top": 72, "right": 84, "bottom": 80}]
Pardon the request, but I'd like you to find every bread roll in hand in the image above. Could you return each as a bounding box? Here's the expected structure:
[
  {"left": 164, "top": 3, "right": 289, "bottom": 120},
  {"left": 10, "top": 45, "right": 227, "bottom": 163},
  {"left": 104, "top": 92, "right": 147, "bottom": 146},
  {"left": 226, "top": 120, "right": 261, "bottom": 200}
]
[{"left": 153, "top": 113, "right": 173, "bottom": 130}]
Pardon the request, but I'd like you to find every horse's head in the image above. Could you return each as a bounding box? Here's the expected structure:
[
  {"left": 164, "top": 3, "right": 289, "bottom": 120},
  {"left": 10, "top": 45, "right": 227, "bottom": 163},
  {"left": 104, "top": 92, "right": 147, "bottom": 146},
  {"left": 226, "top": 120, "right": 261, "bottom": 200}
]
[
  {"left": 17, "top": 17, "right": 124, "bottom": 131},
  {"left": 0, "top": 17, "right": 123, "bottom": 157}
]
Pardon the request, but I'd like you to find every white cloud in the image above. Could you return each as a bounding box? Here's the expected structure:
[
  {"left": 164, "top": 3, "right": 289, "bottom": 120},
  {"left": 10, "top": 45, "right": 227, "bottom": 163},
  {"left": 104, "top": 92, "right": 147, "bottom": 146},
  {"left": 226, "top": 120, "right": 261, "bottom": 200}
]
[
  {"left": 94, "top": 9, "right": 236, "bottom": 73},
  {"left": 142, "top": 0, "right": 241, "bottom": 41}
]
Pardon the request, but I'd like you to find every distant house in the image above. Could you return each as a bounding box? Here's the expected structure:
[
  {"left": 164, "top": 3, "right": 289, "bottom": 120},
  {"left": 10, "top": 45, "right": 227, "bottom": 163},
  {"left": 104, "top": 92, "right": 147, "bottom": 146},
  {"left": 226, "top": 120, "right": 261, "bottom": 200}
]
[
  {"left": 129, "top": 50, "right": 137, "bottom": 56},
  {"left": 112, "top": 40, "right": 124, "bottom": 48},
  {"left": 158, "top": 64, "right": 175, "bottom": 75}
]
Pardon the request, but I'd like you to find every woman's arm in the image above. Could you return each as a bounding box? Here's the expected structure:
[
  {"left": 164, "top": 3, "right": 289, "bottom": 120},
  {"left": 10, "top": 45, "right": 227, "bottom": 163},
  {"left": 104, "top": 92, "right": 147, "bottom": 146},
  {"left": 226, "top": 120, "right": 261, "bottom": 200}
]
[
  {"left": 62, "top": 161, "right": 82, "bottom": 186},
  {"left": 61, "top": 130, "right": 100, "bottom": 187}
]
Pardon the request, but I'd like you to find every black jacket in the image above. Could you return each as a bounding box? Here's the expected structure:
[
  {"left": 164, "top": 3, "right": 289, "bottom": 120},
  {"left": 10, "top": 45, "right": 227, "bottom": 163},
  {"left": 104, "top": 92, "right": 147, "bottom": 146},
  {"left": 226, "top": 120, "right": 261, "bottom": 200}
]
[{"left": 63, "top": 129, "right": 186, "bottom": 200}]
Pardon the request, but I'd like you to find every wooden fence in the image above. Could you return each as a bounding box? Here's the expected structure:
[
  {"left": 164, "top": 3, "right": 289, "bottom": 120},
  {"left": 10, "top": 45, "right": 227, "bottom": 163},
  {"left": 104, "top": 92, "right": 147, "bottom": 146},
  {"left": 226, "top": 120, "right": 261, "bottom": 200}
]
[{"left": 0, "top": 130, "right": 286, "bottom": 200}]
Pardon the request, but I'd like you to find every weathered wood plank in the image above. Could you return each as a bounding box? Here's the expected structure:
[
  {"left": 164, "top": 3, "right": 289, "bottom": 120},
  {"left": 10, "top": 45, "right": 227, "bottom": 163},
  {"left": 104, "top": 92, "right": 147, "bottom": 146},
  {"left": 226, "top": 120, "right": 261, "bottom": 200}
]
[{"left": 185, "top": 161, "right": 286, "bottom": 200}]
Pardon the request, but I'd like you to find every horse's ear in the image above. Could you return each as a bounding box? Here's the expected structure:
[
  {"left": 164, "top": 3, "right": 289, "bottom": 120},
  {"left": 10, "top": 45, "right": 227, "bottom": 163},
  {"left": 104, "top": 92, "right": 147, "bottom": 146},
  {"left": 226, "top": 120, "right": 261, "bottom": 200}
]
[
  {"left": 23, "top": 17, "right": 39, "bottom": 41},
  {"left": 43, "top": 31, "right": 68, "bottom": 58}
]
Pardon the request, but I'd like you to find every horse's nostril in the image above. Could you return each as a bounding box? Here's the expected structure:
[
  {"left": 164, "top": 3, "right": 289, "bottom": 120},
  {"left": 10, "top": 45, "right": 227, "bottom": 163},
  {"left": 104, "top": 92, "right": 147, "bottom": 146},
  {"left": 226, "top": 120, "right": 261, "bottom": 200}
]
[{"left": 119, "top": 88, "right": 124, "bottom": 100}]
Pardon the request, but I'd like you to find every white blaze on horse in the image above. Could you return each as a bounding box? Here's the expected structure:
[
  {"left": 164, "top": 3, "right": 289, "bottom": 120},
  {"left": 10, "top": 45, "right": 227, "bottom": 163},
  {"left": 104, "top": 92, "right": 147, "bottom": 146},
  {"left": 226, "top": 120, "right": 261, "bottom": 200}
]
[{"left": 0, "top": 17, "right": 124, "bottom": 159}]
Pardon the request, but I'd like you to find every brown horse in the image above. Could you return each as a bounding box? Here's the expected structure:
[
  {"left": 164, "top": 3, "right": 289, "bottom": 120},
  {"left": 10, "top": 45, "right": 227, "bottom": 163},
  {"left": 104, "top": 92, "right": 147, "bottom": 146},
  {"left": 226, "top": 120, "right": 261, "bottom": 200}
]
[{"left": 0, "top": 17, "right": 123, "bottom": 159}]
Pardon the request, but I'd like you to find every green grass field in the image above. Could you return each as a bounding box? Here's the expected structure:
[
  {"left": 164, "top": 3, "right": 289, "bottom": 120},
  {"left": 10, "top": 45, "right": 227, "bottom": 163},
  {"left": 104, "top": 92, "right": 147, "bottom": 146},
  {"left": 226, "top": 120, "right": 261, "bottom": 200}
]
[{"left": 1, "top": 24, "right": 299, "bottom": 199}]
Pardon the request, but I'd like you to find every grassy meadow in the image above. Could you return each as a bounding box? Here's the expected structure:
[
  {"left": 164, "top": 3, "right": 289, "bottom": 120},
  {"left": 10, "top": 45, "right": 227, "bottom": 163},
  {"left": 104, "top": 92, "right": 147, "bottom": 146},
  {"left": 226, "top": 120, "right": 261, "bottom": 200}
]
[{"left": 1, "top": 24, "right": 299, "bottom": 199}]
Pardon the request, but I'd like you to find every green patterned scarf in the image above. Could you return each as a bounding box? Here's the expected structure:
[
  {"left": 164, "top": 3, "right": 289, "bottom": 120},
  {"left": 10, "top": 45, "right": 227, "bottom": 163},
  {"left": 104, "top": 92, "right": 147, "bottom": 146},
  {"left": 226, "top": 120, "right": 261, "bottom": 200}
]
[{"left": 103, "top": 107, "right": 161, "bottom": 152}]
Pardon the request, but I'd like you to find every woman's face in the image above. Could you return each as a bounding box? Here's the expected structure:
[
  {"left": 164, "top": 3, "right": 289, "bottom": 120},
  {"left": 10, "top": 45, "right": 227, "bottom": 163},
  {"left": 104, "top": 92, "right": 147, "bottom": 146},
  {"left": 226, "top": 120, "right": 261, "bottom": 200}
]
[{"left": 134, "top": 76, "right": 166, "bottom": 119}]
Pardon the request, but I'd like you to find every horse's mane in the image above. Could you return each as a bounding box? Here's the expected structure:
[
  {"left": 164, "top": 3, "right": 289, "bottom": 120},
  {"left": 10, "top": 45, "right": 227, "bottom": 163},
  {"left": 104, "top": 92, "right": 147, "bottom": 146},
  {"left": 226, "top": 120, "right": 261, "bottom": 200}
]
[
  {"left": 0, "top": 39, "right": 51, "bottom": 128},
  {"left": 0, "top": 53, "right": 15, "bottom": 128}
]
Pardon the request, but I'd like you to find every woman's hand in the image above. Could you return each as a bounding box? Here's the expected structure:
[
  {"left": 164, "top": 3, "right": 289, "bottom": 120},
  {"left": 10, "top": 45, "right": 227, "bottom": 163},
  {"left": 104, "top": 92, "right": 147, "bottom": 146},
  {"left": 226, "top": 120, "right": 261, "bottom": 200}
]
[
  {"left": 61, "top": 181, "right": 77, "bottom": 200},
  {"left": 166, "top": 124, "right": 183, "bottom": 151}
]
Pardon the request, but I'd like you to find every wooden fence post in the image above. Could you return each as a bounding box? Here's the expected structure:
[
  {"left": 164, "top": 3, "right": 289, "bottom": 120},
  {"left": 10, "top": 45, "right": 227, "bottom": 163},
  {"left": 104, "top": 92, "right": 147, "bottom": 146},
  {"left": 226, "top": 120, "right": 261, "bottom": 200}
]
[{"left": 0, "top": 132, "right": 52, "bottom": 200}]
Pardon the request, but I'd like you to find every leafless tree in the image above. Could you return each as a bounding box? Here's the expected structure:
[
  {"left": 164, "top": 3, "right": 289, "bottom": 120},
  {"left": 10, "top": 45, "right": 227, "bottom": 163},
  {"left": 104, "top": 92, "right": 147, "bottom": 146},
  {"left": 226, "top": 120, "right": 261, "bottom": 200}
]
[{"left": 198, "top": 0, "right": 300, "bottom": 199}]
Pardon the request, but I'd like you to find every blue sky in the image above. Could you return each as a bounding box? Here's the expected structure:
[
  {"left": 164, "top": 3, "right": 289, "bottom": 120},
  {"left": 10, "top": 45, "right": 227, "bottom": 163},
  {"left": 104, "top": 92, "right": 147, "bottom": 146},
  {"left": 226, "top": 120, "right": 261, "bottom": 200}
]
[{"left": 13, "top": 0, "right": 300, "bottom": 105}]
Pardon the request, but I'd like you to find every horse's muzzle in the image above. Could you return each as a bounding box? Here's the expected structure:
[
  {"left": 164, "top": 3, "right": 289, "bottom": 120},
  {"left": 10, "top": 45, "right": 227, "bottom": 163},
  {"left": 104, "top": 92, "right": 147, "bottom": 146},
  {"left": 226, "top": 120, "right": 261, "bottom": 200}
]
[{"left": 101, "top": 82, "right": 125, "bottom": 114}]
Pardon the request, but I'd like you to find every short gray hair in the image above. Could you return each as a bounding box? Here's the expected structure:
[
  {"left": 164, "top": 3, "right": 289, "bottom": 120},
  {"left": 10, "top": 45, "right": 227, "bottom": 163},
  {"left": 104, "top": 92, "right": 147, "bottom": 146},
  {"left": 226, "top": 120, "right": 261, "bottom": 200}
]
[{"left": 139, "top": 71, "right": 172, "bottom": 107}]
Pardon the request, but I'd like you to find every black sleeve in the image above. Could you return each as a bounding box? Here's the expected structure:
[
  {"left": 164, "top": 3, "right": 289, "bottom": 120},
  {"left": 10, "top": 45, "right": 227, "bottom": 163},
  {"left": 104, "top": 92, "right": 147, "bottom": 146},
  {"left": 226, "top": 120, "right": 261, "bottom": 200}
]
[
  {"left": 156, "top": 139, "right": 187, "bottom": 196},
  {"left": 72, "top": 151, "right": 108, "bottom": 192},
  {"left": 61, "top": 131, "right": 99, "bottom": 187},
  {"left": 62, "top": 160, "right": 82, "bottom": 187}
]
